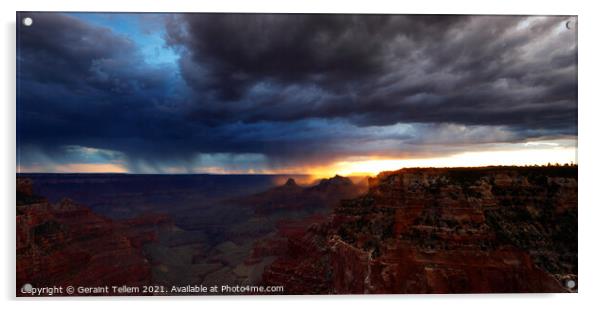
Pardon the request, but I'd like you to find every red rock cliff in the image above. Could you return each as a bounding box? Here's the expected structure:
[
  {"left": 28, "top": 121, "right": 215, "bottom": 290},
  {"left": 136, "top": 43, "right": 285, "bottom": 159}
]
[
  {"left": 16, "top": 177, "right": 172, "bottom": 296},
  {"left": 262, "top": 166, "right": 577, "bottom": 294}
]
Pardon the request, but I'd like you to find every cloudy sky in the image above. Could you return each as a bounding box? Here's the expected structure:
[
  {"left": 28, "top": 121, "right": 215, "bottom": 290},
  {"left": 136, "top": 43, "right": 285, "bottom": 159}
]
[{"left": 16, "top": 13, "right": 577, "bottom": 176}]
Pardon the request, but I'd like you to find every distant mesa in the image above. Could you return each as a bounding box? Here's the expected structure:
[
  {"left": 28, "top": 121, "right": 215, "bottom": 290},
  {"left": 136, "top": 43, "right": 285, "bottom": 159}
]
[
  {"left": 240, "top": 175, "right": 367, "bottom": 215},
  {"left": 284, "top": 178, "right": 297, "bottom": 186},
  {"left": 318, "top": 174, "right": 353, "bottom": 187}
]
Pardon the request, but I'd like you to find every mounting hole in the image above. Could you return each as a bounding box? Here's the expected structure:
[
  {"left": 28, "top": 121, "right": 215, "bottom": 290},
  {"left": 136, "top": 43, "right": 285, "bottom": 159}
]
[
  {"left": 566, "top": 279, "right": 576, "bottom": 289},
  {"left": 22, "top": 17, "right": 33, "bottom": 27},
  {"left": 21, "top": 283, "right": 33, "bottom": 293}
]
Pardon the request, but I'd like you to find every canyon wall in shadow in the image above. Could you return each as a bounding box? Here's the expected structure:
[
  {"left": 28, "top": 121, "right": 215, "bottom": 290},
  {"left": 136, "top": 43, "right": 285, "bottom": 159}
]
[
  {"left": 16, "top": 166, "right": 576, "bottom": 295},
  {"left": 16, "top": 173, "right": 366, "bottom": 295}
]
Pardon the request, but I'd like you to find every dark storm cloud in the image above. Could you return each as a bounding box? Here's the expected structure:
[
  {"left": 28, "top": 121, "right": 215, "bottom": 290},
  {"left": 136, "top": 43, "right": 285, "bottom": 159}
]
[
  {"left": 17, "top": 12, "right": 199, "bottom": 168},
  {"left": 18, "top": 13, "right": 133, "bottom": 85},
  {"left": 17, "top": 13, "right": 577, "bottom": 172},
  {"left": 167, "top": 14, "right": 577, "bottom": 133}
]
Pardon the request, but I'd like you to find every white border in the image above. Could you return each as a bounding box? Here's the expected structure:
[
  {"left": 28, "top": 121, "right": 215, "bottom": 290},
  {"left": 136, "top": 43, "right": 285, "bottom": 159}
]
[{"left": 2, "top": 0, "right": 601, "bottom": 308}]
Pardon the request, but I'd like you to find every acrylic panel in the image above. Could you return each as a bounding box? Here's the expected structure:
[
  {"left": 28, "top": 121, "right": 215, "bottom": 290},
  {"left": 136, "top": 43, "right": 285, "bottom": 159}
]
[{"left": 16, "top": 12, "right": 578, "bottom": 296}]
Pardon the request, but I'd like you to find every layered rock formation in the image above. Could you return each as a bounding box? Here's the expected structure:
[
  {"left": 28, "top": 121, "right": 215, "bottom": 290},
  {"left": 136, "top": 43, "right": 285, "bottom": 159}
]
[
  {"left": 242, "top": 175, "right": 365, "bottom": 214},
  {"left": 238, "top": 175, "right": 368, "bottom": 292},
  {"left": 17, "top": 167, "right": 577, "bottom": 295},
  {"left": 16, "top": 177, "right": 171, "bottom": 296},
  {"left": 262, "top": 166, "right": 577, "bottom": 294}
]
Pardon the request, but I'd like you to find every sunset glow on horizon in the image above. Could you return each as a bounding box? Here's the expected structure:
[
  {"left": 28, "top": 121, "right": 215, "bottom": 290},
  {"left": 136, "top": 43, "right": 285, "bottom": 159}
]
[
  {"left": 18, "top": 141, "right": 577, "bottom": 179},
  {"left": 330, "top": 147, "right": 577, "bottom": 177}
]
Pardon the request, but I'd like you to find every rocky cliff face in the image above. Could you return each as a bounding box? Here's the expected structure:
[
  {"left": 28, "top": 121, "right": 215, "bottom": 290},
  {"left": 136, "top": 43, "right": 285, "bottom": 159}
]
[
  {"left": 262, "top": 166, "right": 577, "bottom": 294},
  {"left": 16, "top": 177, "right": 172, "bottom": 296},
  {"left": 243, "top": 175, "right": 367, "bottom": 293},
  {"left": 241, "top": 175, "right": 366, "bottom": 215},
  {"left": 17, "top": 167, "right": 577, "bottom": 295}
]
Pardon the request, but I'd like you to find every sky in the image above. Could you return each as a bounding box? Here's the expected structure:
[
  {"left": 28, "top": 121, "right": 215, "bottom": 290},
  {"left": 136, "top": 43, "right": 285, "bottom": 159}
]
[{"left": 16, "top": 13, "right": 577, "bottom": 176}]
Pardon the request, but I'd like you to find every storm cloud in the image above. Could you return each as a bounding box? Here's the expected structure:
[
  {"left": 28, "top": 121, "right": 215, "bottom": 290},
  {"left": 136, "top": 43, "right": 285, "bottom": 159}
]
[
  {"left": 16, "top": 12, "right": 577, "bottom": 173},
  {"left": 167, "top": 14, "right": 576, "bottom": 129}
]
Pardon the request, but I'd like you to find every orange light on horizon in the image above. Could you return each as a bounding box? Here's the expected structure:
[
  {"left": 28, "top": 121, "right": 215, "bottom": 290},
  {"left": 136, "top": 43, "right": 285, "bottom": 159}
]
[
  {"left": 17, "top": 146, "right": 577, "bottom": 179},
  {"left": 331, "top": 147, "right": 577, "bottom": 177},
  {"left": 57, "top": 163, "right": 128, "bottom": 173},
  {"left": 18, "top": 163, "right": 128, "bottom": 174}
]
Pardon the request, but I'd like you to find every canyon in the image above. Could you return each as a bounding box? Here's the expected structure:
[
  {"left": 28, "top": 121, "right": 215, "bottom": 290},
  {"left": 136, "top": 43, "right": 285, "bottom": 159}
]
[
  {"left": 16, "top": 166, "right": 577, "bottom": 295},
  {"left": 16, "top": 173, "right": 366, "bottom": 295}
]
